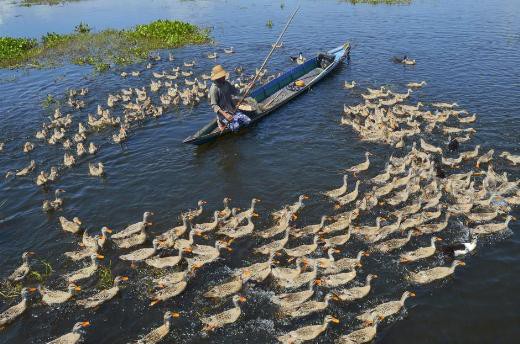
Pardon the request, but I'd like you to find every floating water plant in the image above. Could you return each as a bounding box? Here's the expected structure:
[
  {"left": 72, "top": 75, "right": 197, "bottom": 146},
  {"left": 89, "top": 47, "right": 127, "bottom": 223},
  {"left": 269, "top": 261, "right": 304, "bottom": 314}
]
[
  {"left": 0, "top": 19, "right": 211, "bottom": 69},
  {"left": 266, "top": 20, "right": 273, "bottom": 28},
  {"left": 97, "top": 263, "right": 114, "bottom": 290}
]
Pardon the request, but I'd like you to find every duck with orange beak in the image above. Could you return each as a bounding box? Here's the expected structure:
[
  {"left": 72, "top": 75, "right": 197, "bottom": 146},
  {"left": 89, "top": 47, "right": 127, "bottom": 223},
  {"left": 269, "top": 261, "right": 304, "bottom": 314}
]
[
  {"left": 137, "top": 311, "right": 180, "bottom": 344},
  {"left": 0, "top": 287, "right": 37, "bottom": 327},
  {"left": 77, "top": 276, "right": 129, "bottom": 309},
  {"left": 46, "top": 321, "right": 90, "bottom": 344}
]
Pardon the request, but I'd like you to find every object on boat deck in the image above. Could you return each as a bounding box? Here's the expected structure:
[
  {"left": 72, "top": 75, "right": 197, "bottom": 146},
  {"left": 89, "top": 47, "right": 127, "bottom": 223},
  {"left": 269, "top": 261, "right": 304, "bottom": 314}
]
[{"left": 183, "top": 43, "right": 351, "bottom": 145}]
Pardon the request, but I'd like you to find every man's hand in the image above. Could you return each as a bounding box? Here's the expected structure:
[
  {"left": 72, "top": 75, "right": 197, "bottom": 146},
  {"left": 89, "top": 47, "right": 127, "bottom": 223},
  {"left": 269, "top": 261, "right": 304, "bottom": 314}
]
[{"left": 222, "top": 111, "right": 234, "bottom": 121}]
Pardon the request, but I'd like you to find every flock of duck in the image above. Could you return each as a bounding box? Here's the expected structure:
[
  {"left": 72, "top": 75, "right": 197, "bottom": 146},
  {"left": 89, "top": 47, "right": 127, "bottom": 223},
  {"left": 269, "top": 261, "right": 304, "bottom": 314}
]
[
  {"left": 1, "top": 49, "right": 519, "bottom": 343},
  {"left": 1, "top": 49, "right": 280, "bottom": 214},
  {"left": 2, "top": 110, "right": 519, "bottom": 342}
]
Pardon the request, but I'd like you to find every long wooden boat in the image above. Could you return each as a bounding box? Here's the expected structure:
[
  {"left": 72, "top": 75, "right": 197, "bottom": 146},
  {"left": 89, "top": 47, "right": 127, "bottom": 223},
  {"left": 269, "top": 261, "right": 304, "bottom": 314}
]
[{"left": 183, "top": 43, "right": 351, "bottom": 145}]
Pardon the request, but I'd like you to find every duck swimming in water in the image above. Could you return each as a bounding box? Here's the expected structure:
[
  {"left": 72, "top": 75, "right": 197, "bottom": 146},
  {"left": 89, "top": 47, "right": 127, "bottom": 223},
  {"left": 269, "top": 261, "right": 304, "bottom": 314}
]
[
  {"left": 111, "top": 211, "right": 153, "bottom": 239},
  {"left": 0, "top": 288, "right": 36, "bottom": 327},
  {"left": 290, "top": 52, "right": 306, "bottom": 65},
  {"left": 65, "top": 254, "right": 104, "bottom": 283},
  {"left": 39, "top": 283, "right": 81, "bottom": 305},
  {"left": 200, "top": 295, "right": 246, "bottom": 332},
  {"left": 8, "top": 251, "right": 35, "bottom": 282},
  {"left": 76, "top": 276, "right": 128, "bottom": 309},
  {"left": 59, "top": 216, "right": 82, "bottom": 234},
  {"left": 277, "top": 315, "right": 339, "bottom": 344},
  {"left": 137, "top": 311, "right": 180, "bottom": 344},
  {"left": 46, "top": 321, "right": 90, "bottom": 344}
]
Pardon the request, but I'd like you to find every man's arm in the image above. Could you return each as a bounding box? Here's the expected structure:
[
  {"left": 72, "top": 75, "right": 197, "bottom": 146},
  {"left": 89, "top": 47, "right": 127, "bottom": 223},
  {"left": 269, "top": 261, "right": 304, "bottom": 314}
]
[{"left": 210, "top": 85, "right": 234, "bottom": 122}]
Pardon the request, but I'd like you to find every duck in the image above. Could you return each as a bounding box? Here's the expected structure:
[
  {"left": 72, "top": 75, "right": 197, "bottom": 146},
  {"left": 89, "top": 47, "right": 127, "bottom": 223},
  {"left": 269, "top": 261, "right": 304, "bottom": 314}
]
[
  {"left": 184, "top": 241, "right": 230, "bottom": 268},
  {"left": 408, "top": 260, "right": 466, "bottom": 284},
  {"left": 76, "top": 142, "right": 86, "bottom": 157},
  {"left": 153, "top": 269, "right": 189, "bottom": 288},
  {"left": 272, "top": 195, "right": 308, "bottom": 220},
  {"left": 200, "top": 295, "right": 246, "bottom": 332},
  {"left": 334, "top": 274, "right": 377, "bottom": 302},
  {"left": 150, "top": 275, "right": 189, "bottom": 306},
  {"left": 466, "top": 209, "right": 498, "bottom": 223},
  {"left": 15, "top": 160, "right": 36, "bottom": 176},
  {"left": 442, "top": 237, "right": 477, "bottom": 257},
  {"left": 111, "top": 211, "right": 153, "bottom": 239},
  {"left": 420, "top": 138, "right": 442, "bottom": 154},
  {"left": 277, "top": 260, "right": 318, "bottom": 289},
  {"left": 112, "top": 225, "right": 148, "bottom": 249},
  {"left": 290, "top": 52, "right": 306, "bottom": 65},
  {"left": 65, "top": 254, "right": 104, "bottom": 283},
  {"left": 223, "top": 214, "right": 257, "bottom": 239},
  {"left": 23, "top": 141, "right": 35, "bottom": 153},
  {"left": 271, "top": 257, "right": 307, "bottom": 281},
  {"left": 88, "top": 142, "right": 98, "bottom": 155},
  {"left": 64, "top": 240, "right": 99, "bottom": 262},
  {"left": 8, "top": 251, "right": 35, "bottom": 282},
  {"left": 182, "top": 200, "right": 207, "bottom": 221},
  {"left": 183, "top": 60, "right": 196, "bottom": 68},
  {"left": 322, "top": 226, "right": 352, "bottom": 248},
  {"left": 371, "top": 165, "right": 391, "bottom": 185},
  {"left": 335, "top": 317, "right": 382, "bottom": 344},
  {"left": 173, "top": 227, "right": 199, "bottom": 250},
  {"left": 145, "top": 248, "right": 188, "bottom": 269},
  {"left": 46, "top": 321, "right": 90, "bottom": 344},
  {"left": 476, "top": 149, "right": 494, "bottom": 168},
  {"left": 136, "top": 311, "right": 179, "bottom": 344},
  {"left": 277, "top": 315, "right": 339, "bottom": 344},
  {"left": 321, "top": 250, "right": 368, "bottom": 275},
  {"left": 272, "top": 279, "right": 315, "bottom": 309},
  {"left": 88, "top": 162, "right": 104, "bottom": 177},
  {"left": 284, "top": 235, "right": 320, "bottom": 257},
  {"left": 191, "top": 240, "right": 230, "bottom": 257},
  {"left": 0, "top": 287, "right": 36, "bottom": 327},
  {"left": 64, "top": 153, "right": 76, "bottom": 167},
  {"left": 400, "top": 236, "right": 442, "bottom": 263},
  {"left": 354, "top": 217, "right": 382, "bottom": 235},
  {"left": 357, "top": 291, "right": 415, "bottom": 322},
  {"left": 194, "top": 211, "right": 220, "bottom": 233},
  {"left": 500, "top": 151, "right": 520, "bottom": 165},
  {"left": 42, "top": 189, "right": 65, "bottom": 212},
  {"left": 323, "top": 175, "right": 349, "bottom": 199},
  {"left": 336, "top": 181, "right": 361, "bottom": 207},
  {"left": 322, "top": 211, "right": 356, "bottom": 235},
  {"left": 316, "top": 267, "right": 358, "bottom": 288},
  {"left": 218, "top": 197, "right": 233, "bottom": 220},
  {"left": 235, "top": 198, "right": 261, "bottom": 222},
  {"left": 204, "top": 271, "right": 251, "bottom": 299},
  {"left": 432, "top": 102, "right": 458, "bottom": 109},
  {"left": 345, "top": 152, "right": 372, "bottom": 176},
  {"left": 472, "top": 215, "right": 514, "bottom": 235},
  {"left": 120, "top": 239, "right": 160, "bottom": 262},
  {"left": 458, "top": 113, "right": 476, "bottom": 124},
  {"left": 40, "top": 283, "right": 81, "bottom": 305},
  {"left": 77, "top": 276, "right": 128, "bottom": 309},
  {"left": 373, "top": 230, "right": 414, "bottom": 253},
  {"left": 83, "top": 227, "right": 112, "bottom": 249},
  {"left": 406, "top": 81, "right": 427, "bottom": 88},
  {"left": 59, "top": 216, "right": 82, "bottom": 234},
  {"left": 255, "top": 227, "right": 290, "bottom": 255},
  {"left": 224, "top": 47, "right": 235, "bottom": 54},
  {"left": 157, "top": 216, "right": 189, "bottom": 246},
  {"left": 344, "top": 81, "right": 357, "bottom": 89},
  {"left": 282, "top": 293, "right": 338, "bottom": 318},
  {"left": 235, "top": 252, "right": 275, "bottom": 283}
]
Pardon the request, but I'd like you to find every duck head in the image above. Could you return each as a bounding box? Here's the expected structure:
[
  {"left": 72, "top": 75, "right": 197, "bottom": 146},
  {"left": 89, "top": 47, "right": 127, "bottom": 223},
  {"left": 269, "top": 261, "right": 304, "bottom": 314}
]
[{"left": 72, "top": 321, "right": 90, "bottom": 335}]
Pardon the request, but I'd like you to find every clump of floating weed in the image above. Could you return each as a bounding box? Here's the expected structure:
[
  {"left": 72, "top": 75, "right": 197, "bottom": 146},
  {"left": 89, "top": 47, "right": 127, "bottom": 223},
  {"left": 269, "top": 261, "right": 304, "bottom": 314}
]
[
  {"left": 28, "top": 259, "right": 54, "bottom": 283},
  {"left": 0, "top": 281, "right": 23, "bottom": 300},
  {"left": 19, "top": 0, "right": 84, "bottom": 6},
  {"left": 0, "top": 19, "right": 211, "bottom": 69},
  {"left": 97, "top": 262, "right": 114, "bottom": 290},
  {"left": 266, "top": 20, "right": 273, "bottom": 28}
]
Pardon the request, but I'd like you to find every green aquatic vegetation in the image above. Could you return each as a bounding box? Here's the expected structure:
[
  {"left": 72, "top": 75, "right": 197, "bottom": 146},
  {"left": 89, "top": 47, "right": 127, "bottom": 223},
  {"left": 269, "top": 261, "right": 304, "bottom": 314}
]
[
  {"left": 266, "top": 20, "right": 273, "bottom": 28},
  {"left": 19, "top": 0, "right": 83, "bottom": 6},
  {"left": 97, "top": 263, "right": 114, "bottom": 290},
  {"left": 0, "top": 19, "right": 211, "bottom": 69},
  {"left": 0, "top": 281, "right": 22, "bottom": 300}
]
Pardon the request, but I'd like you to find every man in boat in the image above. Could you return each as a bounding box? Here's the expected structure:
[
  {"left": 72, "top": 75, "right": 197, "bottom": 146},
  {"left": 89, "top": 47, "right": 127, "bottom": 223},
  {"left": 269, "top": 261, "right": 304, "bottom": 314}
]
[{"left": 209, "top": 64, "right": 251, "bottom": 132}]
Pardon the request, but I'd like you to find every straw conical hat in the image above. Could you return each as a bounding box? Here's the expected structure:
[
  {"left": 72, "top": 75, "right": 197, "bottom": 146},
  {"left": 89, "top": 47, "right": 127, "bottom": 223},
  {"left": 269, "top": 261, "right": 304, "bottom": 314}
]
[{"left": 211, "top": 65, "right": 228, "bottom": 80}]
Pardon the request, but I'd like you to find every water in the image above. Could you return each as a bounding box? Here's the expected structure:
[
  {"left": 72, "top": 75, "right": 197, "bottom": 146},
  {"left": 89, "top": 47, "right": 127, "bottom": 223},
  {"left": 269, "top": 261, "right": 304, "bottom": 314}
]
[{"left": 1, "top": 0, "right": 519, "bottom": 342}]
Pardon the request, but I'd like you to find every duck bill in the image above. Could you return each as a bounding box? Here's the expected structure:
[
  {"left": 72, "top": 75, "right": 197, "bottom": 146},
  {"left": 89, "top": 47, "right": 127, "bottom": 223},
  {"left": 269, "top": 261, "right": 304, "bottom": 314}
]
[
  {"left": 80, "top": 321, "right": 90, "bottom": 327},
  {"left": 172, "top": 312, "right": 181, "bottom": 318},
  {"left": 331, "top": 317, "right": 340, "bottom": 324},
  {"left": 75, "top": 286, "right": 82, "bottom": 291},
  {"left": 105, "top": 228, "right": 113, "bottom": 233},
  {"left": 121, "top": 276, "right": 129, "bottom": 281},
  {"left": 239, "top": 296, "right": 247, "bottom": 302},
  {"left": 96, "top": 255, "right": 105, "bottom": 259}
]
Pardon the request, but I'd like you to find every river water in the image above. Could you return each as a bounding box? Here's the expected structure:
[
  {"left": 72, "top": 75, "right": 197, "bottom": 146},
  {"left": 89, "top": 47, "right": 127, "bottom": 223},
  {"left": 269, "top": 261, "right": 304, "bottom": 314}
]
[{"left": 0, "top": 0, "right": 519, "bottom": 343}]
